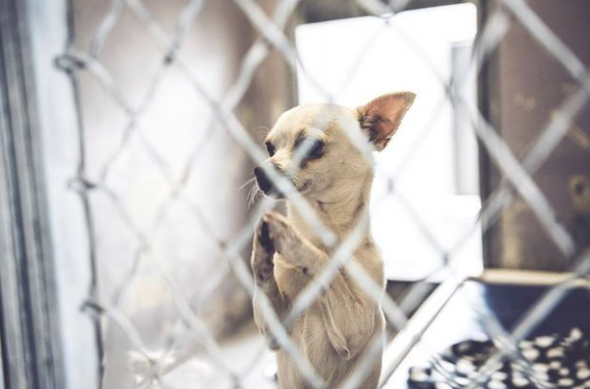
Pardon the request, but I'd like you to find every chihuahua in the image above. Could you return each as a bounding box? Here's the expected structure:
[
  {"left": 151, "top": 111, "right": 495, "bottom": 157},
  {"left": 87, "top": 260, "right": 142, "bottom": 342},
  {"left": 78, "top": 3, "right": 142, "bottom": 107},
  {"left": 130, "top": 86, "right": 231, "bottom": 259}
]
[{"left": 251, "top": 92, "right": 415, "bottom": 389}]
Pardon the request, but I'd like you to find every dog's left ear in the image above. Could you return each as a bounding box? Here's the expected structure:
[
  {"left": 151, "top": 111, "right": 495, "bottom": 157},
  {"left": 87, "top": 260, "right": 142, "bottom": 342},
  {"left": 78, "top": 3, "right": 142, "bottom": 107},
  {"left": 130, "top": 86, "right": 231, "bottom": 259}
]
[{"left": 357, "top": 92, "right": 416, "bottom": 151}]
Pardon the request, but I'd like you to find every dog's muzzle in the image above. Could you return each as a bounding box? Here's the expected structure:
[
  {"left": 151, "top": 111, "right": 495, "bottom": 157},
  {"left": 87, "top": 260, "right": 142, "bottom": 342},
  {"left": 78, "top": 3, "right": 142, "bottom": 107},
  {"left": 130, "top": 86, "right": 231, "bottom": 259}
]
[{"left": 254, "top": 166, "right": 282, "bottom": 197}]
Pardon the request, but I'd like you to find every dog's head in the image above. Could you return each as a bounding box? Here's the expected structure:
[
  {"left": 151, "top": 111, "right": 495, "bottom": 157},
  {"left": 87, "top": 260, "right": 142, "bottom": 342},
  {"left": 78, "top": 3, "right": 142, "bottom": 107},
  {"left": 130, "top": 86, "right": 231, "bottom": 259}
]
[{"left": 254, "top": 92, "right": 415, "bottom": 201}]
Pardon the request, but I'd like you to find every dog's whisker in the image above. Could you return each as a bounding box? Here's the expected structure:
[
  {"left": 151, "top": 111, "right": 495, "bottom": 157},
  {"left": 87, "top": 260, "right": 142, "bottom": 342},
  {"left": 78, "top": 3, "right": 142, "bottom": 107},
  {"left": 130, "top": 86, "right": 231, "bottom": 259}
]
[
  {"left": 247, "top": 184, "right": 262, "bottom": 209},
  {"left": 239, "top": 176, "right": 257, "bottom": 192},
  {"left": 255, "top": 126, "right": 271, "bottom": 138}
]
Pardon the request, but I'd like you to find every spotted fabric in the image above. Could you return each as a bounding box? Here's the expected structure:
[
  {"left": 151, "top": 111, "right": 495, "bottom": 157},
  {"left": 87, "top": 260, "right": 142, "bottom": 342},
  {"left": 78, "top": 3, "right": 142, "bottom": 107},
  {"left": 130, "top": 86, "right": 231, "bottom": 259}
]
[{"left": 408, "top": 328, "right": 590, "bottom": 389}]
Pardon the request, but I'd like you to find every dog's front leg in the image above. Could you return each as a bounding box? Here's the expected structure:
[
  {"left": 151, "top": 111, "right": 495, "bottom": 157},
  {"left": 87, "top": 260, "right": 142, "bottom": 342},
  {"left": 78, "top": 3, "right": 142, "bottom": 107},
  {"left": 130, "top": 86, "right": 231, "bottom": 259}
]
[
  {"left": 263, "top": 211, "right": 378, "bottom": 361},
  {"left": 251, "top": 218, "right": 289, "bottom": 350},
  {"left": 262, "top": 211, "right": 327, "bottom": 277}
]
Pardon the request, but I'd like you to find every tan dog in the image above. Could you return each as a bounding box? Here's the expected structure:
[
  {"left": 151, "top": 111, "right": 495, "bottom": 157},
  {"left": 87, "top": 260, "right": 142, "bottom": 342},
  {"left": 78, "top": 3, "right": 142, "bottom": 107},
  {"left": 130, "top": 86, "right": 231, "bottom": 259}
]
[{"left": 251, "top": 92, "right": 415, "bottom": 389}]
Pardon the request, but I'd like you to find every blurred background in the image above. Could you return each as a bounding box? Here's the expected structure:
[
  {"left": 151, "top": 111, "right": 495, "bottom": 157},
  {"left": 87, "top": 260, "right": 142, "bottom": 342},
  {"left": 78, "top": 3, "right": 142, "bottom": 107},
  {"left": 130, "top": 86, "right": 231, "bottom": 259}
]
[{"left": 1, "top": 0, "right": 589, "bottom": 389}]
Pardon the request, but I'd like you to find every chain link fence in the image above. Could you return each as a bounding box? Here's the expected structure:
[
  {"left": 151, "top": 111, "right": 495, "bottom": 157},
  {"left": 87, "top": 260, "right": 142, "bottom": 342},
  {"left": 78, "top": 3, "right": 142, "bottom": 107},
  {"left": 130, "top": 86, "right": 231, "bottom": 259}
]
[{"left": 52, "top": 0, "right": 590, "bottom": 388}]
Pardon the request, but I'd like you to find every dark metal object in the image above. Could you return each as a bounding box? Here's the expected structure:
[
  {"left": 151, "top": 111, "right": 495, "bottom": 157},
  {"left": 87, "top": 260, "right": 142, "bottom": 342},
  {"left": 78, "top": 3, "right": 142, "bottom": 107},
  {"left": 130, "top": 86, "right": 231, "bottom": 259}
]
[
  {"left": 300, "top": 0, "right": 470, "bottom": 23},
  {"left": 0, "top": 0, "right": 65, "bottom": 388},
  {"left": 477, "top": 0, "right": 499, "bottom": 269}
]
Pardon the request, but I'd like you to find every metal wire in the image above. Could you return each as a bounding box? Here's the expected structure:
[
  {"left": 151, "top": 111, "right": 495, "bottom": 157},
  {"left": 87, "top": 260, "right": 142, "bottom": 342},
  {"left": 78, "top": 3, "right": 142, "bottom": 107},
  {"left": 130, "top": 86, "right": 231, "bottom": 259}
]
[{"left": 53, "top": 0, "right": 590, "bottom": 388}]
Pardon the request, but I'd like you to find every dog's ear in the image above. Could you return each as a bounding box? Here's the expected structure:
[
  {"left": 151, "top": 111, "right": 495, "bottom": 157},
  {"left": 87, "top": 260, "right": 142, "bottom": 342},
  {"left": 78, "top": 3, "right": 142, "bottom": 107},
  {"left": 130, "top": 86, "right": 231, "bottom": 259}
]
[{"left": 357, "top": 92, "right": 416, "bottom": 151}]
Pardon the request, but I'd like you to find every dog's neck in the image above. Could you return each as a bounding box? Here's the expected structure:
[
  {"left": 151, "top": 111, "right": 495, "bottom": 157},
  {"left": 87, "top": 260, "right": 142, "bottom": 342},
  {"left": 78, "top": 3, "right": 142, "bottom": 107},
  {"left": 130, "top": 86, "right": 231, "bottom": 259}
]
[{"left": 286, "top": 174, "right": 373, "bottom": 250}]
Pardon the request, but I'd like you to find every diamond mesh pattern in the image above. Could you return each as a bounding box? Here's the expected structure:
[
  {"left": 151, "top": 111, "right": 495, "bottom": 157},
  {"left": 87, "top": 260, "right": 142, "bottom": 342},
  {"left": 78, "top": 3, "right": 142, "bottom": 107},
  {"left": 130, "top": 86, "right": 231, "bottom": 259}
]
[{"left": 54, "top": 0, "right": 590, "bottom": 388}]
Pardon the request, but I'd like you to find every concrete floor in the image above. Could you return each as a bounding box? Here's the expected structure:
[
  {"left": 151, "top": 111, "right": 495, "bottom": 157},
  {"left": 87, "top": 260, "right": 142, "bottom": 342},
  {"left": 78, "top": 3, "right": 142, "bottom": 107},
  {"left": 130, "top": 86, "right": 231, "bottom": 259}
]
[{"left": 162, "top": 322, "right": 277, "bottom": 389}]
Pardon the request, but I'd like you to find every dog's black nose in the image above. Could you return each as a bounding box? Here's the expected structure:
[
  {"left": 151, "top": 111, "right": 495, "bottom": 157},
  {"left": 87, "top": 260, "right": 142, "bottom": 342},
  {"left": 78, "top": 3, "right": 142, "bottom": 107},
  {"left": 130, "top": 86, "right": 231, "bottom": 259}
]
[{"left": 254, "top": 166, "right": 273, "bottom": 194}]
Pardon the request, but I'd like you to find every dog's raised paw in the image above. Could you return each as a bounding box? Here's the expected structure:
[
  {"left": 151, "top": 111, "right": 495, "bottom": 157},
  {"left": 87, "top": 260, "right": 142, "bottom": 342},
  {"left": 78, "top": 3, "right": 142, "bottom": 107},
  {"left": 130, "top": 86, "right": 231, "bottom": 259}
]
[
  {"left": 252, "top": 217, "right": 277, "bottom": 284},
  {"left": 257, "top": 219, "right": 275, "bottom": 253},
  {"left": 263, "top": 212, "right": 299, "bottom": 255}
]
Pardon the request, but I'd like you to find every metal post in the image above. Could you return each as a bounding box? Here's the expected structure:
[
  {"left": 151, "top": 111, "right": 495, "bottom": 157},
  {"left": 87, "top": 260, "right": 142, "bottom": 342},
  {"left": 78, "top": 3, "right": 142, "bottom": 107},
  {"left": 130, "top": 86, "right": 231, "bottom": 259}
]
[{"left": 0, "top": 0, "right": 65, "bottom": 388}]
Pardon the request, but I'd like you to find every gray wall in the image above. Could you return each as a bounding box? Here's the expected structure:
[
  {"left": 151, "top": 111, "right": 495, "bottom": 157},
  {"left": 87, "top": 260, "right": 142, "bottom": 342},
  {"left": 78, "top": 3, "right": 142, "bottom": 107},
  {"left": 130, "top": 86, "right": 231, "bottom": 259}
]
[{"left": 483, "top": 0, "right": 590, "bottom": 270}]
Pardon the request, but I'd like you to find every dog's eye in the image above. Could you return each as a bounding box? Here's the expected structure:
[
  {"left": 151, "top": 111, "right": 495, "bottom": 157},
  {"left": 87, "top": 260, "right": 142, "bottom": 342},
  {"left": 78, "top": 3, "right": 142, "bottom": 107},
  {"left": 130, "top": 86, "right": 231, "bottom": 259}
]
[
  {"left": 307, "top": 140, "right": 324, "bottom": 159},
  {"left": 294, "top": 137, "right": 324, "bottom": 160},
  {"left": 265, "top": 141, "right": 275, "bottom": 157}
]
